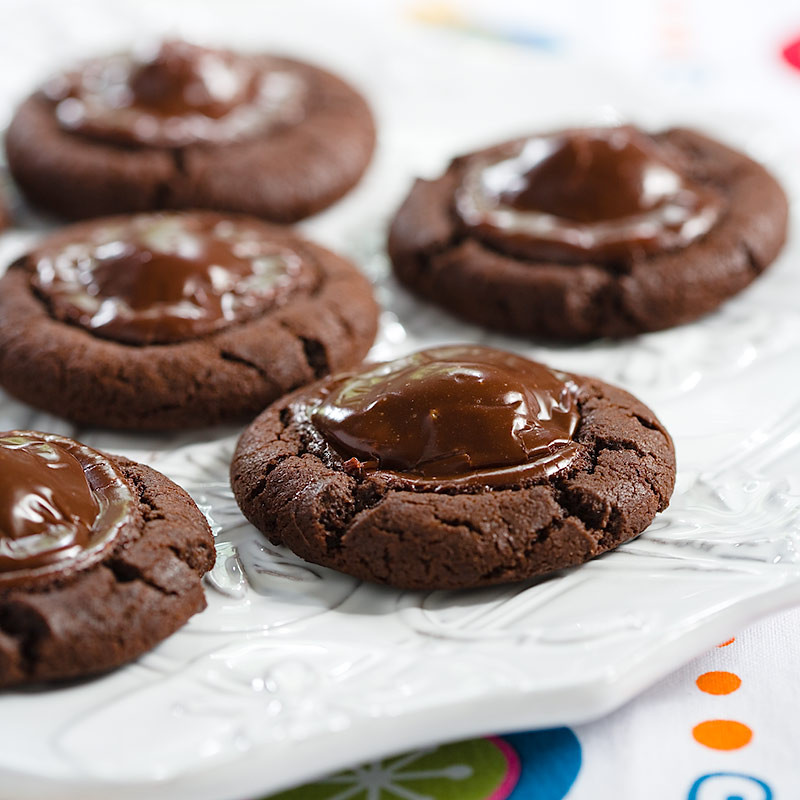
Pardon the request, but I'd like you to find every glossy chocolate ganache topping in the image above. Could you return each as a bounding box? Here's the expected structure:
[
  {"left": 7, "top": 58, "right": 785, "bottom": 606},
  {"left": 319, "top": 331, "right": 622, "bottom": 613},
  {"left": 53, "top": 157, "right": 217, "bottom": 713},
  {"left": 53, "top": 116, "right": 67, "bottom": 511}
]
[
  {"left": 308, "top": 345, "right": 582, "bottom": 488},
  {"left": 31, "top": 213, "right": 312, "bottom": 345},
  {"left": 43, "top": 40, "right": 306, "bottom": 147},
  {"left": 456, "top": 126, "right": 723, "bottom": 263},
  {"left": 0, "top": 431, "right": 133, "bottom": 586}
]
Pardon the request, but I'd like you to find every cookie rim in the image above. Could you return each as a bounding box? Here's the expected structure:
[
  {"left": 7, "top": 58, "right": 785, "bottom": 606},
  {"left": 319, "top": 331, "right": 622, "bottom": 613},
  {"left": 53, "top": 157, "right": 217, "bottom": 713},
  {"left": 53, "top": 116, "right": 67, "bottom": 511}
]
[
  {"left": 230, "top": 365, "right": 677, "bottom": 590},
  {"left": 5, "top": 53, "right": 376, "bottom": 223},
  {"left": 388, "top": 126, "right": 788, "bottom": 340},
  {"left": 0, "top": 211, "right": 379, "bottom": 430},
  {"left": 0, "top": 448, "right": 215, "bottom": 688}
]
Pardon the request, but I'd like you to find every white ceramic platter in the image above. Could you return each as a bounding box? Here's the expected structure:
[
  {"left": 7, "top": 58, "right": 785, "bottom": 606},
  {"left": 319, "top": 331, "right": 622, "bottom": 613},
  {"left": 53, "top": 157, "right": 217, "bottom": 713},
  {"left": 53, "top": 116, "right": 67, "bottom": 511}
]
[{"left": 1, "top": 2, "right": 799, "bottom": 799}]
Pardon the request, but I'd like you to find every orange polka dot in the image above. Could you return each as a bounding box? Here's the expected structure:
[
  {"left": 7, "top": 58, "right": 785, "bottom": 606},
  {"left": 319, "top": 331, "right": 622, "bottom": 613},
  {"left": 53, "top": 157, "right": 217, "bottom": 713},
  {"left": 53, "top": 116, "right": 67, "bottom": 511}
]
[
  {"left": 692, "top": 720, "right": 752, "bottom": 750},
  {"left": 696, "top": 671, "right": 741, "bottom": 695},
  {"left": 717, "top": 638, "right": 735, "bottom": 647}
]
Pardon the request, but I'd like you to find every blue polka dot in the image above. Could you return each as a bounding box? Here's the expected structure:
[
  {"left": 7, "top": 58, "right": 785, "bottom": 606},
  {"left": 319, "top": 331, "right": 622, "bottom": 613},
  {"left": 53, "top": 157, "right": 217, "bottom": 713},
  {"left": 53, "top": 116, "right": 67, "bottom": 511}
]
[
  {"left": 687, "top": 773, "right": 772, "bottom": 800},
  {"left": 503, "top": 728, "right": 582, "bottom": 800}
]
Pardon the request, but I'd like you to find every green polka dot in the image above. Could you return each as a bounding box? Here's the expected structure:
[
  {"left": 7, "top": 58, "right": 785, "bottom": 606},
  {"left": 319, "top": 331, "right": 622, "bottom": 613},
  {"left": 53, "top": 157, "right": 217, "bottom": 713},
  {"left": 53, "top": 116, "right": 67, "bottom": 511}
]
[{"left": 264, "top": 738, "right": 510, "bottom": 800}]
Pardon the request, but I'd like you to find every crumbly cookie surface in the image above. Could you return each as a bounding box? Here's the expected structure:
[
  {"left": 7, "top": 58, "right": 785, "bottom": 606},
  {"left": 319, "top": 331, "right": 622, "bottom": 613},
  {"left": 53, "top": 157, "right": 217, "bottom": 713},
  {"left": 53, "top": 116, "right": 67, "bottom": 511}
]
[
  {"left": 232, "top": 373, "right": 676, "bottom": 590},
  {"left": 389, "top": 128, "right": 787, "bottom": 339}
]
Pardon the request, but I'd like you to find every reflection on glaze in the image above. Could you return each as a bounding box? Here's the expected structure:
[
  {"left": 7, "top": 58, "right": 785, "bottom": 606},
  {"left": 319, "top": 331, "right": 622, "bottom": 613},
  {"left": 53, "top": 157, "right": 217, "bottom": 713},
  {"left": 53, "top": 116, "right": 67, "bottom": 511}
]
[
  {"left": 32, "top": 213, "right": 310, "bottom": 345},
  {"left": 0, "top": 431, "right": 133, "bottom": 583},
  {"left": 456, "top": 126, "right": 723, "bottom": 263},
  {"left": 309, "top": 345, "right": 581, "bottom": 487},
  {"left": 44, "top": 40, "right": 306, "bottom": 147}
]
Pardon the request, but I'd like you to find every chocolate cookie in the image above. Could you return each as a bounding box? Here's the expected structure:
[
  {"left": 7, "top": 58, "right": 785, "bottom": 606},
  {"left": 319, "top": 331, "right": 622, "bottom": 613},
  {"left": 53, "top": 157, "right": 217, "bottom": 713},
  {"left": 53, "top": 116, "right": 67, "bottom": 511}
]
[
  {"left": 389, "top": 126, "right": 788, "bottom": 339},
  {"left": 0, "top": 430, "right": 215, "bottom": 687},
  {"left": 0, "top": 190, "right": 9, "bottom": 232},
  {"left": 231, "top": 345, "right": 676, "bottom": 590},
  {"left": 6, "top": 40, "right": 375, "bottom": 222},
  {"left": 0, "top": 211, "right": 379, "bottom": 429}
]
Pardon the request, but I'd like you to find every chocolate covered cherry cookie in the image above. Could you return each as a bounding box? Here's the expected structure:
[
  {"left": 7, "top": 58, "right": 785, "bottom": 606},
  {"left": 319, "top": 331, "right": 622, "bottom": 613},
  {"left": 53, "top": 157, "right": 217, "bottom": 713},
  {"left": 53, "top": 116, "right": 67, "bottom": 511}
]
[
  {"left": 389, "top": 126, "right": 787, "bottom": 339},
  {"left": 6, "top": 40, "right": 375, "bottom": 221},
  {"left": 231, "top": 345, "right": 676, "bottom": 589},
  {"left": 0, "top": 430, "right": 214, "bottom": 687},
  {"left": 0, "top": 211, "right": 379, "bottom": 429}
]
